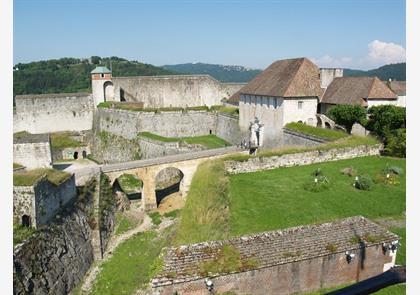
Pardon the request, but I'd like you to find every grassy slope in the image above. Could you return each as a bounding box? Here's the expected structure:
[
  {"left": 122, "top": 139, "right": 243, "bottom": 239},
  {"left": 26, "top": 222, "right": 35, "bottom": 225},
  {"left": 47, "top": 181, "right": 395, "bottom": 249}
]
[
  {"left": 174, "top": 160, "right": 230, "bottom": 245},
  {"left": 228, "top": 156, "right": 405, "bottom": 236},
  {"left": 90, "top": 230, "right": 170, "bottom": 295},
  {"left": 285, "top": 122, "right": 348, "bottom": 141},
  {"left": 139, "top": 132, "right": 231, "bottom": 149},
  {"left": 117, "top": 173, "right": 143, "bottom": 194}
]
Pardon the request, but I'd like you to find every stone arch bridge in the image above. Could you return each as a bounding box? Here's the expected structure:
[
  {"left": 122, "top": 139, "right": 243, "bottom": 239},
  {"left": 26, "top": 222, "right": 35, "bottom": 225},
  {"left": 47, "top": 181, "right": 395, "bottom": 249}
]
[{"left": 92, "top": 147, "right": 244, "bottom": 210}]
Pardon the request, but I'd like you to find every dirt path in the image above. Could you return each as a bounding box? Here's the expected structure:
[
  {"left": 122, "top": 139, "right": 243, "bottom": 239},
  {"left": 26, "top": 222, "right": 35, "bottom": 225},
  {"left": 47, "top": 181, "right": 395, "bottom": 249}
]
[{"left": 79, "top": 213, "right": 153, "bottom": 294}]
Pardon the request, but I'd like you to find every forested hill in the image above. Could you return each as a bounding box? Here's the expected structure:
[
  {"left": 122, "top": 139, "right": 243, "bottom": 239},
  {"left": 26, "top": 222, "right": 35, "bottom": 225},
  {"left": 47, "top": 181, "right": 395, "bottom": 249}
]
[
  {"left": 344, "top": 63, "right": 405, "bottom": 81},
  {"left": 162, "top": 63, "right": 262, "bottom": 83},
  {"left": 13, "top": 56, "right": 176, "bottom": 95}
]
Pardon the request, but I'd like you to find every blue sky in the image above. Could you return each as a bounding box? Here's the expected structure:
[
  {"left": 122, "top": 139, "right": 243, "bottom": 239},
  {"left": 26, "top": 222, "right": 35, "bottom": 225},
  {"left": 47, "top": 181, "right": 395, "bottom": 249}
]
[{"left": 14, "top": 0, "right": 406, "bottom": 70}]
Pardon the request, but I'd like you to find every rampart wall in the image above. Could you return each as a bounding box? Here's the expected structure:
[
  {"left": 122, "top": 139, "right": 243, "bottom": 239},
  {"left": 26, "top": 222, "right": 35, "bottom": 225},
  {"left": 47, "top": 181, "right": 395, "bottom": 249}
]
[
  {"left": 112, "top": 75, "right": 245, "bottom": 108},
  {"left": 225, "top": 144, "right": 382, "bottom": 174},
  {"left": 13, "top": 93, "right": 94, "bottom": 134},
  {"left": 13, "top": 141, "right": 53, "bottom": 169},
  {"left": 97, "top": 108, "right": 245, "bottom": 145}
]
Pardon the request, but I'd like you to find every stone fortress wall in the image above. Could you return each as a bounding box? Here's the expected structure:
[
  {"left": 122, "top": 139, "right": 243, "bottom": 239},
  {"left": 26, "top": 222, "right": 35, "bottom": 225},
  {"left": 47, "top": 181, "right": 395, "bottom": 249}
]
[
  {"left": 96, "top": 108, "right": 247, "bottom": 145},
  {"left": 13, "top": 134, "right": 53, "bottom": 169},
  {"left": 111, "top": 75, "right": 245, "bottom": 107},
  {"left": 13, "top": 174, "right": 77, "bottom": 228},
  {"left": 13, "top": 93, "right": 94, "bottom": 134}
]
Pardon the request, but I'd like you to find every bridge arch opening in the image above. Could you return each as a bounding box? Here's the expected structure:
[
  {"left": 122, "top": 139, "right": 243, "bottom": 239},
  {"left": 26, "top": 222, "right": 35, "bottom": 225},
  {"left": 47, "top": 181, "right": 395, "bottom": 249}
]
[
  {"left": 155, "top": 167, "right": 184, "bottom": 208},
  {"left": 113, "top": 173, "right": 144, "bottom": 203}
]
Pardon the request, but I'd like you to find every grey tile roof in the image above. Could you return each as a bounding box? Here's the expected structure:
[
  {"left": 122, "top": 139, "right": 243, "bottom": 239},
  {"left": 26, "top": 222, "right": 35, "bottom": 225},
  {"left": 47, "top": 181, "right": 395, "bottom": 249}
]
[{"left": 152, "top": 216, "right": 399, "bottom": 287}]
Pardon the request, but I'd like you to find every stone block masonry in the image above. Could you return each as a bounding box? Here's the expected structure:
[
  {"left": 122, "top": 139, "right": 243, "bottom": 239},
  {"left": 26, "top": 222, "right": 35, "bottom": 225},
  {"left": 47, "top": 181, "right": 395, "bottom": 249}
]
[
  {"left": 13, "top": 174, "right": 77, "bottom": 228},
  {"left": 13, "top": 133, "right": 53, "bottom": 169},
  {"left": 152, "top": 216, "right": 399, "bottom": 295},
  {"left": 225, "top": 144, "right": 382, "bottom": 174},
  {"left": 283, "top": 128, "right": 327, "bottom": 147},
  {"left": 97, "top": 108, "right": 245, "bottom": 146},
  {"left": 13, "top": 93, "right": 94, "bottom": 134},
  {"left": 112, "top": 75, "right": 244, "bottom": 108}
]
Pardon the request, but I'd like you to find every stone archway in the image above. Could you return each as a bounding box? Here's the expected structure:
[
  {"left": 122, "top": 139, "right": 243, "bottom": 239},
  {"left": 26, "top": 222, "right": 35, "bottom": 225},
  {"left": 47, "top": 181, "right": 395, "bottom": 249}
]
[
  {"left": 103, "top": 81, "right": 114, "bottom": 101},
  {"left": 154, "top": 167, "right": 184, "bottom": 209},
  {"left": 21, "top": 215, "right": 31, "bottom": 227}
]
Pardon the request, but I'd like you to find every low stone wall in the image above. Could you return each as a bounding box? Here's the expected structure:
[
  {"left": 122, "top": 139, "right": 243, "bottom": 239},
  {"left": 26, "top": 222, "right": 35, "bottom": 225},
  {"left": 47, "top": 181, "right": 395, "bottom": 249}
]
[
  {"left": 283, "top": 128, "right": 327, "bottom": 147},
  {"left": 139, "top": 137, "right": 205, "bottom": 159},
  {"left": 225, "top": 145, "right": 382, "bottom": 174},
  {"left": 13, "top": 207, "right": 94, "bottom": 295}
]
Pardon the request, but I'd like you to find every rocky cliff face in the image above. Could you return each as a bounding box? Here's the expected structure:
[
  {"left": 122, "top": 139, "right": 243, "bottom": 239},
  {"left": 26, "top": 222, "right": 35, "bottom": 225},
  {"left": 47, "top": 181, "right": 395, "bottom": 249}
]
[{"left": 13, "top": 207, "right": 94, "bottom": 295}]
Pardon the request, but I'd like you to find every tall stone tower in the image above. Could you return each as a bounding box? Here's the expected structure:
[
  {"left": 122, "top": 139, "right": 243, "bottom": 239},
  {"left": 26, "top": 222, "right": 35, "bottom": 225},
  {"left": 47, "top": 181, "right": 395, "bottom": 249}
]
[{"left": 91, "top": 66, "right": 113, "bottom": 106}]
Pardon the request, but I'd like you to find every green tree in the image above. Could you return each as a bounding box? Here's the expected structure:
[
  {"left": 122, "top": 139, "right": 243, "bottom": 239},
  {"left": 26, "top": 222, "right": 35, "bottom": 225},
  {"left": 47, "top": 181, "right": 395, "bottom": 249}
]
[
  {"left": 91, "top": 56, "right": 101, "bottom": 65},
  {"left": 384, "top": 128, "right": 406, "bottom": 158},
  {"left": 327, "top": 105, "right": 367, "bottom": 133},
  {"left": 366, "top": 105, "right": 406, "bottom": 138}
]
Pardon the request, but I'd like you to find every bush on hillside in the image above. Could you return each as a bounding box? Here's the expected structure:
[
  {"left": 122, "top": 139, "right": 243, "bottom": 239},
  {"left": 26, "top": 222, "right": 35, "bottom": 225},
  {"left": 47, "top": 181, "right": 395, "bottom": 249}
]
[
  {"left": 354, "top": 175, "right": 373, "bottom": 191},
  {"left": 327, "top": 105, "right": 367, "bottom": 133},
  {"left": 383, "top": 128, "right": 406, "bottom": 158}
]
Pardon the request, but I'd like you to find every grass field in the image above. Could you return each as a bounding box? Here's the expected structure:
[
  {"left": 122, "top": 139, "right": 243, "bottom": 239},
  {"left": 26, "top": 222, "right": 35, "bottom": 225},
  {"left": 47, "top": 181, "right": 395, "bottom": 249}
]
[
  {"left": 139, "top": 132, "right": 231, "bottom": 149},
  {"left": 228, "top": 156, "right": 405, "bottom": 236},
  {"left": 285, "top": 122, "right": 349, "bottom": 141}
]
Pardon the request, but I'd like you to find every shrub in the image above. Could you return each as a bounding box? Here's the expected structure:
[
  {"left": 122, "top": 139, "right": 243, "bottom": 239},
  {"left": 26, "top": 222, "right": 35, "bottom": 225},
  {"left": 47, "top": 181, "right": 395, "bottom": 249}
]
[
  {"left": 384, "top": 128, "right": 406, "bottom": 158},
  {"left": 327, "top": 105, "right": 367, "bottom": 133},
  {"left": 311, "top": 168, "right": 323, "bottom": 177},
  {"left": 304, "top": 175, "right": 330, "bottom": 193},
  {"left": 149, "top": 212, "right": 162, "bottom": 225},
  {"left": 383, "top": 165, "right": 404, "bottom": 176},
  {"left": 354, "top": 175, "right": 373, "bottom": 190}
]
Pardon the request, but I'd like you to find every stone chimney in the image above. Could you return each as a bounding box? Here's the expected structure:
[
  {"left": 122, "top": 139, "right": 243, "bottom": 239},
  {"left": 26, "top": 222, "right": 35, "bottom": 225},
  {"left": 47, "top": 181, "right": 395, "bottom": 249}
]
[{"left": 320, "top": 68, "right": 344, "bottom": 89}]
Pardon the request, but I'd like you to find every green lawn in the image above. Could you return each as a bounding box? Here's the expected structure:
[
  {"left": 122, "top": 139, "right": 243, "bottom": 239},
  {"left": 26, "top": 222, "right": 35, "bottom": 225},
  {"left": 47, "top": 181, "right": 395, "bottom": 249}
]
[
  {"left": 139, "top": 132, "right": 231, "bottom": 149},
  {"left": 13, "top": 224, "right": 36, "bottom": 246},
  {"left": 285, "top": 122, "right": 348, "bottom": 141},
  {"left": 50, "top": 132, "right": 82, "bottom": 149},
  {"left": 90, "top": 230, "right": 170, "bottom": 295},
  {"left": 13, "top": 168, "right": 72, "bottom": 186},
  {"left": 228, "top": 156, "right": 405, "bottom": 236}
]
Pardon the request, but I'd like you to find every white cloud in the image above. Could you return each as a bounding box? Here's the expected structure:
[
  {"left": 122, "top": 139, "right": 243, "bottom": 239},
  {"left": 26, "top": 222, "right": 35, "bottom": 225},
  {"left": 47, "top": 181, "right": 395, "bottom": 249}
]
[
  {"left": 311, "top": 40, "right": 405, "bottom": 69},
  {"left": 367, "top": 40, "right": 406, "bottom": 65},
  {"left": 310, "top": 55, "right": 353, "bottom": 68}
]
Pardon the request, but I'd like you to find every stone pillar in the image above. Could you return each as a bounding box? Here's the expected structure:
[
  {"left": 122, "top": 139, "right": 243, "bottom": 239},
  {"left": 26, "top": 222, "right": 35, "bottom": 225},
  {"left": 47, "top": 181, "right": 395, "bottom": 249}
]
[{"left": 142, "top": 173, "right": 157, "bottom": 211}]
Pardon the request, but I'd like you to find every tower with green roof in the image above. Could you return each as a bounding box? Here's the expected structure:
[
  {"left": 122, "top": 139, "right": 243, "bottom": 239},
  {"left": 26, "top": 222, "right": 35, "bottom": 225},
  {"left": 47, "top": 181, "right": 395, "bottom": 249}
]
[{"left": 91, "top": 66, "right": 113, "bottom": 105}]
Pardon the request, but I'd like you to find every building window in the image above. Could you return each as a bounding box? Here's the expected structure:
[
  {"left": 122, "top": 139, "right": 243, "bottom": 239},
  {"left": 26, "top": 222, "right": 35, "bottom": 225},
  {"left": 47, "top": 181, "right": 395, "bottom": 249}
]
[
  {"left": 101, "top": 73, "right": 105, "bottom": 78},
  {"left": 298, "top": 101, "right": 303, "bottom": 109},
  {"left": 274, "top": 98, "right": 277, "bottom": 108}
]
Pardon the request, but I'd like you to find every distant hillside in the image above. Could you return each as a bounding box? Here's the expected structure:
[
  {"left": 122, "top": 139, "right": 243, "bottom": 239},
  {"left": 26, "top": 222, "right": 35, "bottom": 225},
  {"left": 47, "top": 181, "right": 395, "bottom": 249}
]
[
  {"left": 13, "top": 56, "right": 176, "bottom": 95},
  {"left": 344, "top": 63, "right": 405, "bottom": 81},
  {"left": 162, "top": 63, "right": 262, "bottom": 83}
]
